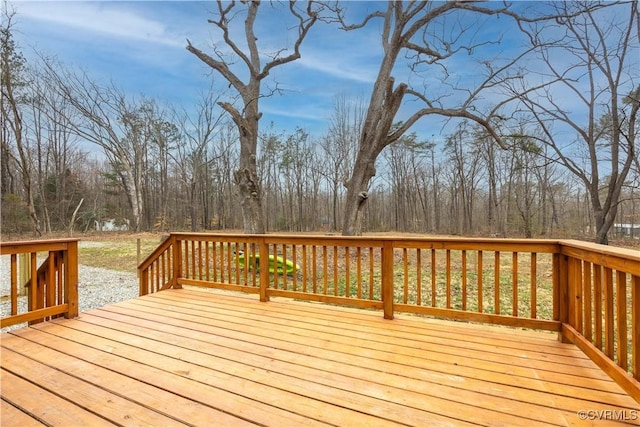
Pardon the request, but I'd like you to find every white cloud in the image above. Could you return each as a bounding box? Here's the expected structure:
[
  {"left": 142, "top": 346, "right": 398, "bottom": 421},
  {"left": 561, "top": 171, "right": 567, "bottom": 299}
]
[
  {"left": 15, "top": 1, "right": 184, "bottom": 47},
  {"left": 298, "top": 52, "right": 379, "bottom": 84}
]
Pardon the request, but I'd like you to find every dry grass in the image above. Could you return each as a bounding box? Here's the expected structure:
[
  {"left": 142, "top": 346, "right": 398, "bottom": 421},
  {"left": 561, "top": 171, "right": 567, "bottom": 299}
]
[{"left": 77, "top": 233, "right": 164, "bottom": 273}]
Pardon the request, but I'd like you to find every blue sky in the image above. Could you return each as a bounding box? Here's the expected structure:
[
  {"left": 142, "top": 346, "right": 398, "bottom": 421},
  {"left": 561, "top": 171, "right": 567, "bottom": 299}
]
[
  {"left": 8, "top": 0, "right": 523, "bottom": 142},
  {"left": 9, "top": 0, "right": 597, "bottom": 147}
]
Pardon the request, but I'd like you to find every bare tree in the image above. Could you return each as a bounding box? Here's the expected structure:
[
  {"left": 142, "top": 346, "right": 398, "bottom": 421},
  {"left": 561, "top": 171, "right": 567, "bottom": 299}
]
[
  {"left": 507, "top": 1, "right": 639, "bottom": 244},
  {"left": 334, "top": 1, "right": 551, "bottom": 235},
  {"left": 1, "top": 6, "right": 41, "bottom": 235},
  {"left": 443, "top": 123, "right": 482, "bottom": 235},
  {"left": 174, "top": 87, "right": 227, "bottom": 231},
  {"left": 319, "top": 94, "right": 362, "bottom": 231},
  {"left": 41, "top": 61, "right": 163, "bottom": 232},
  {"left": 186, "top": 1, "right": 325, "bottom": 233}
]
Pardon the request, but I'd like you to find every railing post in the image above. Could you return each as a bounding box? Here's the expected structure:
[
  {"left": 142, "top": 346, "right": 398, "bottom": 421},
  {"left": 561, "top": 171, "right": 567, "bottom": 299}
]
[
  {"left": 139, "top": 265, "right": 149, "bottom": 296},
  {"left": 18, "top": 253, "right": 28, "bottom": 296},
  {"left": 172, "top": 235, "right": 182, "bottom": 289},
  {"left": 28, "top": 253, "right": 39, "bottom": 324},
  {"left": 259, "top": 237, "right": 270, "bottom": 302},
  {"left": 64, "top": 240, "right": 78, "bottom": 319},
  {"left": 554, "top": 252, "right": 570, "bottom": 342},
  {"left": 382, "top": 241, "right": 394, "bottom": 320},
  {"left": 632, "top": 274, "right": 640, "bottom": 381}
]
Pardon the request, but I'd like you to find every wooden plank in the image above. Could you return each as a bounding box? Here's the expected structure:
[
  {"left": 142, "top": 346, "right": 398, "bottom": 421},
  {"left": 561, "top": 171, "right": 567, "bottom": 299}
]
[
  {"left": 575, "top": 259, "right": 584, "bottom": 333},
  {"left": 530, "top": 252, "right": 537, "bottom": 319},
  {"left": 69, "top": 310, "right": 572, "bottom": 426},
  {"left": 396, "top": 304, "right": 561, "bottom": 332},
  {"left": 560, "top": 244, "right": 640, "bottom": 275},
  {"left": 121, "top": 297, "right": 595, "bottom": 392},
  {"left": 322, "top": 245, "right": 328, "bottom": 295},
  {"left": 10, "top": 254, "right": 17, "bottom": 316},
  {"left": 512, "top": 251, "right": 518, "bottom": 317},
  {"left": 604, "top": 267, "right": 615, "bottom": 358},
  {"left": 312, "top": 245, "right": 318, "bottom": 294},
  {"left": 176, "top": 278, "right": 260, "bottom": 294},
  {"left": 562, "top": 324, "right": 640, "bottom": 404},
  {"left": 165, "top": 290, "right": 571, "bottom": 351},
  {"left": 368, "top": 247, "right": 374, "bottom": 298},
  {"left": 5, "top": 285, "right": 640, "bottom": 426},
  {"left": 494, "top": 251, "right": 500, "bottom": 315},
  {"left": 211, "top": 240, "right": 217, "bottom": 282},
  {"left": 595, "top": 264, "right": 603, "bottom": 349},
  {"left": 94, "top": 294, "right": 638, "bottom": 413},
  {"left": 1, "top": 399, "right": 47, "bottom": 427},
  {"left": 0, "top": 239, "right": 78, "bottom": 255},
  {"left": 445, "top": 249, "right": 451, "bottom": 309},
  {"left": 403, "top": 248, "right": 408, "bottom": 304},
  {"left": 9, "top": 326, "right": 330, "bottom": 427},
  {"left": 382, "top": 241, "right": 394, "bottom": 319},
  {"left": 634, "top": 275, "right": 640, "bottom": 381},
  {"left": 64, "top": 241, "right": 80, "bottom": 318},
  {"left": 268, "top": 289, "right": 383, "bottom": 309},
  {"left": 1, "top": 347, "right": 191, "bottom": 426},
  {"left": 150, "top": 291, "right": 577, "bottom": 363},
  {"left": 332, "top": 246, "right": 338, "bottom": 296},
  {"left": 356, "top": 246, "right": 361, "bottom": 298},
  {"left": 259, "top": 239, "right": 269, "bottom": 301},
  {"left": 0, "top": 304, "right": 68, "bottom": 328},
  {"left": 302, "top": 244, "right": 308, "bottom": 293},
  {"left": 461, "top": 249, "right": 467, "bottom": 310},
  {"left": 21, "top": 322, "right": 411, "bottom": 426},
  {"left": 617, "top": 271, "right": 628, "bottom": 370},
  {"left": 283, "top": 244, "right": 288, "bottom": 290},
  {"left": 1, "top": 370, "right": 114, "bottom": 426},
  {"left": 583, "top": 261, "right": 592, "bottom": 340},
  {"left": 431, "top": 249, "right": 436, "bottom": 306},
  {"left": 292, "top": 244, "right": 298, "bottom": 292},
  {"left": 477, "top": 250, "right": 484, "bottom": 313},
  {"left": 1, "top": 334, "right": 254, "bottom": 426}
]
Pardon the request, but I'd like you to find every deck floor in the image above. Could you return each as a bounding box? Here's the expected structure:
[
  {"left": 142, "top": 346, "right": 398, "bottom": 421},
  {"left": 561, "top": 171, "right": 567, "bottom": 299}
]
[{"left": 1, "top": 288, "right": 639, "bottom": 426}]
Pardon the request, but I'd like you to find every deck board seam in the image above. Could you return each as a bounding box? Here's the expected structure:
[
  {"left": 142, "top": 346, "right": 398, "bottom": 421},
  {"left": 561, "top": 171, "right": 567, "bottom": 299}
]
[
  {"left": 81, "top": 304, "right": 636, "bottom": 412},
  {"left": 66, "top": 313, "right": 575, "bottom": 427}
]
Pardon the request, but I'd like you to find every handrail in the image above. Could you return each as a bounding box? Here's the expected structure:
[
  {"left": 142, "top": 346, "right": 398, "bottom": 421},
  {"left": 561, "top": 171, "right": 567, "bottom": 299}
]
[
  {"left": 1, "top": 238, "right": 79, "bottom": 328},
  {"left": 557, "top": 239, "right": 640, "bottom": 403},
  {"left": 139, "top": 232, "right": 640, "bottom": 402}
]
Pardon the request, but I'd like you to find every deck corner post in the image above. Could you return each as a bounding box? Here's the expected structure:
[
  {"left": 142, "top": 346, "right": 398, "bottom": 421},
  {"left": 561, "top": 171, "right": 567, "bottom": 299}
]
[
  {"left": 554, "top": 251, "right": 570, "bottom": 343},
  {"left": 139, "top": 267, "right": 148, "bottom": 296},
  {"left": 382, "top": 241, "right": 394, "bottom": 320},
  {"left": 172, "top": 235, "right": 183, "bottom": 289},
  {"left": 64, "top": 240, "right": 79, "bottom": 319},
  {"left": 259, "top": 237, "right": 270, "bottom": 302}
]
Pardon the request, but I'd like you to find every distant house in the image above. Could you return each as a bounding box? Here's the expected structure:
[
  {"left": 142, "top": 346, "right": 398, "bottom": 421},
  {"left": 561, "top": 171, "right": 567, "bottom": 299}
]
[
  {"left": 95, "top": 219, "right": 130, "bottom": 232},
  {"left": 613, "top": 223, "right": 640, "bottom": 239}
]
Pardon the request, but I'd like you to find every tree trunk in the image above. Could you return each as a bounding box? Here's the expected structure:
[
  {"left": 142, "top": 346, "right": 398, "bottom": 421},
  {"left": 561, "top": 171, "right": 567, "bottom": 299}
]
[
  {"left": 342, "top": 151, "right": 377, "bottom": 236},
  {"left": 234, "top": 120, "right": 265, "bottom": 234}
]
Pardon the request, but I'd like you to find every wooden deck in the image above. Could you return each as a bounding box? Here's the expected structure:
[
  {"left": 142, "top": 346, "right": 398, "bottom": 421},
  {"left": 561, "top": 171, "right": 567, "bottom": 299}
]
[{"left": 2, "top": 288, "right": 639, "bottom": 426}]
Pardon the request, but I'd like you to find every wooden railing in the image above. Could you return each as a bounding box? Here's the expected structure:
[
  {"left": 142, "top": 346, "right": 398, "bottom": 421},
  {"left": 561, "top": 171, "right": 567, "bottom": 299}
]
[
  {"left": 1, "top": 239, "right": 79, "bottom": 328},
  {"left": 139, "top": 232, "right": 640, "bottom": 401},
  {"left": 557, "top": 240, "right": 640, "bottom": 404}
]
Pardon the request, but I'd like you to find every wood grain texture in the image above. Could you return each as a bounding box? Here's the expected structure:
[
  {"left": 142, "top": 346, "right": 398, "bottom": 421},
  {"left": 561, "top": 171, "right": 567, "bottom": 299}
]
[{"left": 2, "top": 288, "right": 638, "bottom": 426}]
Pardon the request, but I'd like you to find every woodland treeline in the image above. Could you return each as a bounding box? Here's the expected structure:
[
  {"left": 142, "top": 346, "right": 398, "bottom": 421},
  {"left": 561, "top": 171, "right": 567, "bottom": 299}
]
[{"left": 1, "top": 1, "right": 639, "bottom": 242}]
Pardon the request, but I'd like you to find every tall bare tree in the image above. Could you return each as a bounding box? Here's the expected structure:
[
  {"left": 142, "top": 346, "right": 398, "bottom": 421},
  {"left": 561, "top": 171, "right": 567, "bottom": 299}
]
[
  {"left": 42, "top": 61, "right": 164, "bottom": 232},
  {"left": 444, "top": 123, "right": 482, "bottom": 235},
  {"left": 1, "top": 7, "right": 41, "bottom": 235},
  {"left": 319, "top": 94, "right": 362, "bottom": 231},
  {"left": 186, "top": 1, "right": 325, "bottom": 233},
  {"left": 174, "top": 87, "right": 227, "bottom": 231},
  {"left": 507, "top": 1, "right": 639, "bottom": 244},
  {"left": 336, "top": 1, "right": 535, "bottom": 235}
]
